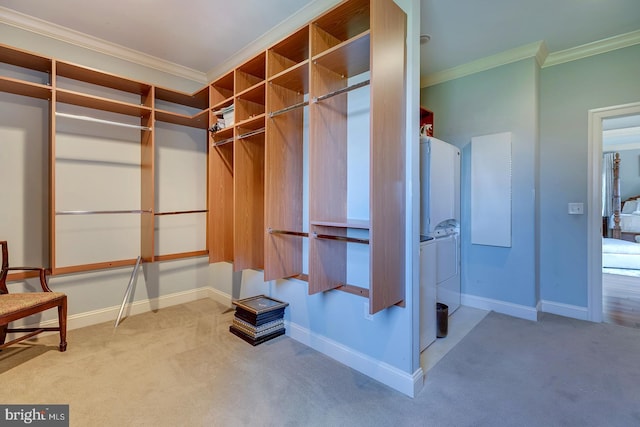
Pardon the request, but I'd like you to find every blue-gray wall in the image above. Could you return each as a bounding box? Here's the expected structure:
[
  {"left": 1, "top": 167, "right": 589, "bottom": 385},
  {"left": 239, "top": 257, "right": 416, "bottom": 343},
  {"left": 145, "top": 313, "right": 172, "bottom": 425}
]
[
  {"left": 421, "top": 58, "right": 539, "bottom": 310},
  {"left": 539, "top": 44, "right": 640, "bottom": 306},
  {"left": 421, "top": 43, "right": 640, "bottom": 312}
]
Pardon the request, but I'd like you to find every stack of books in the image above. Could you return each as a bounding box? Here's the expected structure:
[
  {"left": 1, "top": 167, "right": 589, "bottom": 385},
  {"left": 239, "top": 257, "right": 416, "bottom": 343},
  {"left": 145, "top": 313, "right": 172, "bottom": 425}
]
[{"left": 229, "top": 295, "right": 288, "bottom": 346}]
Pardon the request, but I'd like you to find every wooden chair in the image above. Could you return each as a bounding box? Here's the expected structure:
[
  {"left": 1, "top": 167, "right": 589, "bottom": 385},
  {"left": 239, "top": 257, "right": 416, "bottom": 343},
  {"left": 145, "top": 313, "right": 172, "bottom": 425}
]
[{"left": 0, "top": 240, "right": 67, "bottom": 352}]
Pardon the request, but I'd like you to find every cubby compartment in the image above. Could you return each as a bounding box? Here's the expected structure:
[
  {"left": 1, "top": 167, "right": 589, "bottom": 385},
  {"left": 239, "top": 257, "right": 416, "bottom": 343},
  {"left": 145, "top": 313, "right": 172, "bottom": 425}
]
[
  {"left": 235, "top": 82, "right": 265, "bottom": 124},
  {"left": 310, "top": 0, "right": 370, "bottom": 57},
  {"left": 235, "top": 53, "right": 266, "bottom": 93},
  {"left": 154, "top": 86, "right": 209, "bottom": 129},
  {"left": 210, "top": 71, "right": 234, "bottom": 107},
  {"left": 267, "top": 26, "right": 310, "bottom": 78}
]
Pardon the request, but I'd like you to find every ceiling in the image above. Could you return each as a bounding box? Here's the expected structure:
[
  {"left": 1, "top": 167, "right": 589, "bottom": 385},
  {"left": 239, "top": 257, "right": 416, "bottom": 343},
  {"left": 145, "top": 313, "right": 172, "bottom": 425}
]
[{"left": 0, "top": 0, "right": 639, "bottom": 80}]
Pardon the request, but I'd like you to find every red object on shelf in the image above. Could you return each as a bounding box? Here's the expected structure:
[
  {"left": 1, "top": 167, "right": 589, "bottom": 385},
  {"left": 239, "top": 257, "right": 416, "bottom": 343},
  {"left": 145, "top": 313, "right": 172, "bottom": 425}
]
[{"left": 420, "top": 107, "right": 433, "bottom": 137}]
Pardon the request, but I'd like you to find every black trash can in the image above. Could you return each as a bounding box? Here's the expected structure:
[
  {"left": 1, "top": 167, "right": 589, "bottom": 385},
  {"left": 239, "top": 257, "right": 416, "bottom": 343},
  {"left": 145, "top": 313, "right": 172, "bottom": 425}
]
[{"left": 436, "top": 303, "right": 448, "bottom": 338}]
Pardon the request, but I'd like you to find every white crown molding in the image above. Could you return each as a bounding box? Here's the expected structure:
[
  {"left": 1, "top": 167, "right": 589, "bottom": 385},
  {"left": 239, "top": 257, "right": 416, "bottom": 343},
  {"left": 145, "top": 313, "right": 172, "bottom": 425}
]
[
  {"left": 0, "top": 6, "right": 207, "bottom": 84},
  {"left": 543, "top": 29, "right": 640, "bottom": 68},
  {"left": 420, "top": 41, "right": 546, "bottom": 88},
  {"left": 206, "top": 0, "right": 341, "bottom": 81},
  {"left": 421, "top": 30, "right": 640, "bottom": 88}
]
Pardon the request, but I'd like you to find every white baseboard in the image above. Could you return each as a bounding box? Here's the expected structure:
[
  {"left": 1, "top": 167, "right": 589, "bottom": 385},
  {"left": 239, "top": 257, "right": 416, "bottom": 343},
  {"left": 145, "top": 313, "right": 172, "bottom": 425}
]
[
  {"left": 8, "top": 287, "right": 220, "bottom": 339},
  {"left": 539, "top": 300, "right": 589, "bottom": 321},
  {"left": 461, "top": 293, "right": 538, "bottom": 321},
  {"left": 285, "top": 321, "right": 424, "bottom": 398}
]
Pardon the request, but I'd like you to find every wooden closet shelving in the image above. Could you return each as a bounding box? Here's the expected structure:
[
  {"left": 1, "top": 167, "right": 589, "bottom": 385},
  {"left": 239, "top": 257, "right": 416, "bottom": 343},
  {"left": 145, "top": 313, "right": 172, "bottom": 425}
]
[
  {"left": 1, "top": 0, "right": 406, "bottom": 312},
  {"left": 306, "top": 0, "right": 406, "bottom": 313},
  {"left": 264, "top": 25, "right": 309, "bottom": 281},
  {"left": 208, "top": 70, "right": 235, "bottom": 264}
]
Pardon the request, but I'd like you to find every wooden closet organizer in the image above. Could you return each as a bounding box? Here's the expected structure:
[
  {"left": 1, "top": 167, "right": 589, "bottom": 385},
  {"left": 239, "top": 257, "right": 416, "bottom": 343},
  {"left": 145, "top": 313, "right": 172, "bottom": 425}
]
[{"left": 0, "top": 0, "right": 406, "bottom": 313}]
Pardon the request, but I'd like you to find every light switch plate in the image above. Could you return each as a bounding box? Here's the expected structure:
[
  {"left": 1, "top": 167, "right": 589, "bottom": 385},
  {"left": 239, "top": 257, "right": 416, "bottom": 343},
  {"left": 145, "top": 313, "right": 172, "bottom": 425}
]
[{"left": 568, "top": 202, "right": 584, "bottom": 215}]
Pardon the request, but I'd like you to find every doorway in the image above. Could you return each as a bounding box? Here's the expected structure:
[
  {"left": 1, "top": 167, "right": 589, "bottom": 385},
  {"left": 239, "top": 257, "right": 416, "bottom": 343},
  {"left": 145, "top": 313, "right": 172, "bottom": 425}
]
[{"left": 588, "top": 101, "right": 640, "bottom": 324}]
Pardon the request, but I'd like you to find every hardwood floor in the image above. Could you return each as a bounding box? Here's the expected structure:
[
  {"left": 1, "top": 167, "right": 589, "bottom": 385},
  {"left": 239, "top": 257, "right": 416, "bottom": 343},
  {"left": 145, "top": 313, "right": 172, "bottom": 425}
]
[{"left": 603, "top": 273, "right": 640, "bottom": 328}]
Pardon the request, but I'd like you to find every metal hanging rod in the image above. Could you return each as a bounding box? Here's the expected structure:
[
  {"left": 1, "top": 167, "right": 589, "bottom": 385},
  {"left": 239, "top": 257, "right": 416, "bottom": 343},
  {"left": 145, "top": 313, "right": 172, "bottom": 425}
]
[
  {"left": 237, "top": 127, "right": 265, "bottom": 140},
  {"left": 155, "top": 209, "right": 207, "bottom": 216},
  {"left": 312, "top": 80, "right": 370, "bottom": 103},
  {"left": 55, "top": 112, "right": 152, "bottom": 131},
  {"left": 56, "top": 209, "right": 152, "bottom": 215},
  {"left": 312, "top": 232, "right": 369, "bottom": 245},
  {"left": 269, "top": 101, "right": 309, "bottom": 118},
  {"left": 213, "top": 136, "right": 234, "bottom": 147},
  {"left": 268, "top": 228, "right": 309, "bottom": 238}
]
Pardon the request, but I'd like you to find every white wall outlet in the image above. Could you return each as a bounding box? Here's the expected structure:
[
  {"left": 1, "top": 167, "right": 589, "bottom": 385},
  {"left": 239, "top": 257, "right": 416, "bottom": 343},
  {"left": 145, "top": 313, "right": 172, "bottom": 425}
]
[
  {"left": 364, "top": 302, "right": 373, "bottom": 320},
  {"left": 568, "top": 202, "right": 584, "bottom": 215}
]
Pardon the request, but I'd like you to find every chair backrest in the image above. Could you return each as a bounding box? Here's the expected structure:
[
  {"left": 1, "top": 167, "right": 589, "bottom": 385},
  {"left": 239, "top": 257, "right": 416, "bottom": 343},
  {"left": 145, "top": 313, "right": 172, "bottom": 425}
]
[{"left": 1, "top": 241, "right": 9, "bottom": 295}]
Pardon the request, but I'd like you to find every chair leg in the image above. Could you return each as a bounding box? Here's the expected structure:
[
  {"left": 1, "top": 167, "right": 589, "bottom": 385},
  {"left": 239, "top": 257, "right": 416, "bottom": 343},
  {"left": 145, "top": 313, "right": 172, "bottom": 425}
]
[
  {"left": 58, "top": 298, "right": 67, "bottom": 352},
  {"left": 0, "top": 324, "right": 7, "bottom": 347}
]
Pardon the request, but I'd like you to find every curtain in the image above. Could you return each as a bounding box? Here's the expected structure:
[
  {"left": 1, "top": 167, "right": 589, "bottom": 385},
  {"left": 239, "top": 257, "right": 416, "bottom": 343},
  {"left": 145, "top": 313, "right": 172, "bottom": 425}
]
[{"left": 603, "top": 152, "right": 615, "bottom": 217}]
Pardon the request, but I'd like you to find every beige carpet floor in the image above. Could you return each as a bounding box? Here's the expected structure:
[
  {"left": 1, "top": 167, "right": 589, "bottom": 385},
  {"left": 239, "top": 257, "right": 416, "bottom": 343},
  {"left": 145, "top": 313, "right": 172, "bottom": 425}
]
[{"left": 2, "top": 298, "right": 640, "bottom": 426}]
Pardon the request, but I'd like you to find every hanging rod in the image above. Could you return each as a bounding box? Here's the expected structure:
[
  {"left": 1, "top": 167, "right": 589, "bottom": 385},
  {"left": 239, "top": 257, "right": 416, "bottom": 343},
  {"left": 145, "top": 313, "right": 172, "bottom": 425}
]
[
  {"left": 268, "top": 228, "right": 309, "bottom": 238},
  {"left": 55, "top": 112, "right": 152, "bottom": 131},
  {"left": 312, "top": 80, "right": 370, "bottom": 103},
  {"left": 237, "top": 127, "right": 265, "bottom": 140},
  {"left": 155, "top": 209, "right": 207, "bottom": 216},
  {"left": 213, "top": 136, "right": 234, "bottom": 147},
  {"left": 312, "top": 232, "right": 369, "bottom": 245},
  {"left": 269, "top": 101, "right": 309, "bottom": 118},
  {"left": 56, "top": 209, "right": 152, "bottom": 215}
]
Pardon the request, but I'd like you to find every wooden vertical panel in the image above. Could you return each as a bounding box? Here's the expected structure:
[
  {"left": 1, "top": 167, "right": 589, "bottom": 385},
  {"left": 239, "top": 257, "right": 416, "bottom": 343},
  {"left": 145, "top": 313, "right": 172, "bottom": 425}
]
[
  {"left": 308, "top": 61, "right": 348, "bottom": 294},
  {"left": 369, "top": 0, "right": 406, "bottom": 313},
  {"left": 140, "top": 87, "right": 155, "bottom": 262},
  {"left": 264, "top": 83, "right": 304, "bottom": 280},
  {"left": 208, "top": 141, "right": 234, "bottom": 263},
  {"left": 49, "top": 60, "right": 57, "bottom": 272},
  {"left": 234, "top": 132, "right": 265, "bottom": 271}
]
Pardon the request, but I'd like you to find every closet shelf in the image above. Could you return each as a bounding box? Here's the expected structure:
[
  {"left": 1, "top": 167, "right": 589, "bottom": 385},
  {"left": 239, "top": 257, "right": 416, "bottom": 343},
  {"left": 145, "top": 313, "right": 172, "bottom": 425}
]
[
  {"left": 268, "top": 60, "right": 309, "bottom": 94},
  {"left": 0, "top": 77, "right": 51, "bottom": 100},
  {"left": 0, "top": 43, "right": 52, "bottom": 72},
  {"left": 311, "top": 219, "right": 370, "bottom": 229},
  {"left": 155, "top": 109, "right": 208, "bottom": 129},
  {"left": 155, "top": 86, "right": 209, "bottom": 110},
  {"left": 57, "top": 89, "right": 152, "bottom": 117},
  {"left": 56, "top": 61, "right": 151, "bottom": 95}
]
